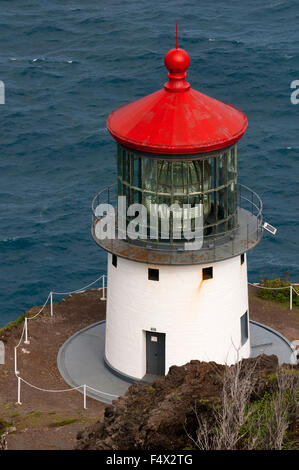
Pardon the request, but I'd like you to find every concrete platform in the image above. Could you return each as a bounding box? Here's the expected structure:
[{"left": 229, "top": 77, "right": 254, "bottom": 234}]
[
  {"left": 57, "top": 321, "right": 130, "bottom": 404},
  {"left": 250, "top": 320, "right": 297, "bottom": 364},
  {"left": 57, "top": 320, "right": 297, "bottom": 404}
]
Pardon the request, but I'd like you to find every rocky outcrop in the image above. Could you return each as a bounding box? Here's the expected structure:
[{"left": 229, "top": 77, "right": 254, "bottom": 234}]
[{"left": 76, "top": 355, "right": 283, "bottom": 450}]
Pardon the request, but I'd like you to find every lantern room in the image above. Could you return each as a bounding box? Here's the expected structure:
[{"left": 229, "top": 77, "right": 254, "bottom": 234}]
[
  {"left": 115, "top": 144, "right": 238, "bottom": 242},
  {"left": 106, "top": 47, "right": 247, "bottom": 245}
]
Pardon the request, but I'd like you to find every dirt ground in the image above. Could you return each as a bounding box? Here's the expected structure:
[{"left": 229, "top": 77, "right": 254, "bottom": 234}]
[
  {"left": 0, "top": 285, "right": 298, "bottom": 450},
  {"left": 0, "top": 289, "right": 107, "bottom": 450},
  {"left": 248, "top": 285, "right": 299, "bottom": 343}
]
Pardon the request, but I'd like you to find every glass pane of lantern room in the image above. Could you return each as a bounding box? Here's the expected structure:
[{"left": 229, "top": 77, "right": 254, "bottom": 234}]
[
  {"left": 144, "top": 158, "right": 157, "bottom": 193},
  {"left": 133, "top": 155, "right": 142, "bottom": 204},
  {"left": 117, "top": 145, "right": 122, "bottom": 196},
  {"left": 143, "top": 157, "right": 157, "bottom": 209},
  {"left": 228, "top": 146, "right": 237, "bottom": 182},
  {"left": 217, "top": 153, "right": 225, "bottom": 187},
  {"left": 128, "top": 152, "right": 135, "bottom": 206},
  {"left": 217, "top": 189, "right": 226, "bottom": 233},
  {"left": 156, "top": 195, "right": 172, "bottom": 242},
  {"left": 203, "top": 158, "right": 212, "bottom": 222},
  {"left": 228, "top": 182, "right": 237, "bottom": 230},
  {"left": 157, "top": 160, "right": 171, "bottom": 196}
]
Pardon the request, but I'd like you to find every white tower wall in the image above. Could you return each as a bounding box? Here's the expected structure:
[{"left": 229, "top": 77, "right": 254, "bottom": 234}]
[{"left": 105, "top": 253, "right": 250, "bottom": 380}]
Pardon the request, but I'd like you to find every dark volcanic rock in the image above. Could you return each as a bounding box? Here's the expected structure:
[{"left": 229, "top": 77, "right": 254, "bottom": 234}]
[{"left": 75, "top": 355, "right": 285, "bottom": 450}]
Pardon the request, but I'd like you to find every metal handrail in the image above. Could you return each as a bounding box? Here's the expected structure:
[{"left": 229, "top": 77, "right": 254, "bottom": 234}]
[
  {"left": 92, "top": 183, "right": 262, "bottom": 215},
  {"left": 92, "top": 183, "right": 117, "bottom": 217},
  {"left": 238, "top": 183, "right": 263, "bottom": 217},
  {"left": 91, "top": 183, "right": 263, "bottom": 254}
]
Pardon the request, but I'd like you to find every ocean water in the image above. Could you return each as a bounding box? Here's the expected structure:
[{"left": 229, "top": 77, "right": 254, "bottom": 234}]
[{"left": 0, "top": 0, "right": 298, "bottom": 327}]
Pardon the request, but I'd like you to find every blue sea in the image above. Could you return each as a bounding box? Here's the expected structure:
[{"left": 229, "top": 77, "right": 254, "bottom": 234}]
[{"left": 0, "top": 0, "right": 298, "bottom": 327}]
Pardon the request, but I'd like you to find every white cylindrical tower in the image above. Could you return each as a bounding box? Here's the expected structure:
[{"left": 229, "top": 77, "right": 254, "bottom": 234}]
[
  {"left": 92, "top": 42, "right": 263, "bottom": 380},
  {"left": 105, "top": 254, "right": 250, "bottom": 379}
]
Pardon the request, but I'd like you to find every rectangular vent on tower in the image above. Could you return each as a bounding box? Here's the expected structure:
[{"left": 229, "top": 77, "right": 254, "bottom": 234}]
[
  {"left": 112, "top": 254, "right": 117, "bottom": 268},
  {"left": 241, "top": 253, "right": 245, "bottom": 265},
  {"left": 148, "top": 268, "right": 159, "bottom": 281},
  {"left": 202, "top": 267, "right": 213, "bottom": 280}
]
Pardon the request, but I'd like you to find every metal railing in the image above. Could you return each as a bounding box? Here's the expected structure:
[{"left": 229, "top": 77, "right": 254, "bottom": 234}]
[{"left": 91, "top": 183, "right": 263, "bottom": 264}]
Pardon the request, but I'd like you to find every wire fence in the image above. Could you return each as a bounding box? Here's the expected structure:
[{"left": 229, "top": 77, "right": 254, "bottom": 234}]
[
  {"left": 13, "top": 275, "right": 298, "bottom": 408},
  {"left": 248, "top": 282, "right": 299, "bottom": 311},
  {"left": 16, "top": 376, "right": 118, "bottom": 409},
  {"left": 13, "top": 274, "right": 113, "bottom": 408}
]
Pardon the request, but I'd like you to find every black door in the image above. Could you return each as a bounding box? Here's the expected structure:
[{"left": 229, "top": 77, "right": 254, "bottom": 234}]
[{"left": 146, "top": 332, "right": 165, "bottom": 375}]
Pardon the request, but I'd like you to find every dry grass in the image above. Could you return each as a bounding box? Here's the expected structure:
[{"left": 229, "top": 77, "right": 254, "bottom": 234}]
[{"left": 185, "top": 359, "right": 299, "bottom": 450}]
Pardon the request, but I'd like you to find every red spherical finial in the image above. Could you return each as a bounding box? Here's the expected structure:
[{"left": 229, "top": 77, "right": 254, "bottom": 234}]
[
  {"left": 164, "top": 48, "right": 190, "bottom": 74},
  {"left": 164, "top": 47, "right": 190, "bottom": 92},
  {"left": 164, "top": 25, "right": 190, "bottom": 92}
]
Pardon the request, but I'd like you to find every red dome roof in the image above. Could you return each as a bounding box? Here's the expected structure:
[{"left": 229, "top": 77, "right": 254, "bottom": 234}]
[{"left": 107, "top": 46, "right": 247, "bottom": 155}]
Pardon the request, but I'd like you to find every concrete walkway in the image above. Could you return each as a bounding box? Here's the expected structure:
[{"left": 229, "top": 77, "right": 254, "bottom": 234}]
[
  {"left": 57, "top": 320, "right": 297, "bottom": 404},
  {"left": 57, "top": 321, "right": 130, "bottom": 404},
  {"left": 250, "top": 320, "right": 297, "bottom": 364}
]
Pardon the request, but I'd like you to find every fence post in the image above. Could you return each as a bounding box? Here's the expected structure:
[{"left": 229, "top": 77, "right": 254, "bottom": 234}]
[
  {"left": 14, "top": 347, "right": 19, "bottom": 375},
  {"left": 290, "top": 286, "right": 293, "bottom": 311},
  {"left": 24, "top": 318, "right": 30, "bottom": 344},
  {"left": 50, "top": 292, "right": 53, "bottom": 317},
  {"left": 100, "top": 276, "right": 106, "bottom": 301},
  {"left": 83, "top": 384, "right": 87, "bottom": 409},
  {"left": 17, "top": 376, "right": 21, "bottom": 405}
]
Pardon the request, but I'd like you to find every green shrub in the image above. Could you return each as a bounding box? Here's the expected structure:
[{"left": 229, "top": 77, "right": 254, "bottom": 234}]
[
  {"left": 0, "top": 309, "right": 45, "bottom": 337},
  {"left": 0, "top": 313, "right": 25, "bottom": 335},
  {"left": 257, "top": 279, "right": 299, "bottom": 307},
  {"left": 240, "top": 391, "right": 274, "bottom": 448},
  {"left": 0, "top": 419, "right": 8, "bottom": 437}
]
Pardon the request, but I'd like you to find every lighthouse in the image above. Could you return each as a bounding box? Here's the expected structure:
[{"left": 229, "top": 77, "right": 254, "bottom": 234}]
[{"left": 91, "top": 40, "right": 263, "bottom": 381}]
